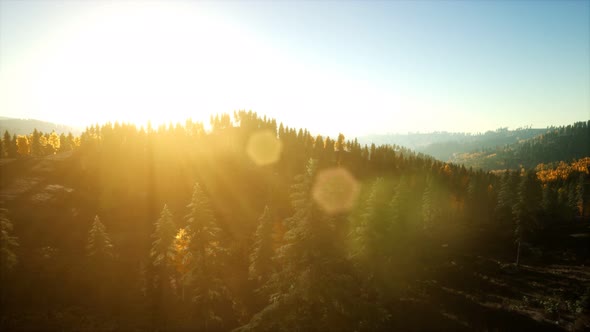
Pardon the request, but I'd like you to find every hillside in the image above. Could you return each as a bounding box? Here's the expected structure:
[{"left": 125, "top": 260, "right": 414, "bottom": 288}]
[
  {"left": 0, "top": 117, "right": 81, "bottom": 136},
  {"left": 1, "top": 112, "right": 589, "bottom": 331},
  {"left": 358, "top": 127, "right": 547, "bottom": 162},
  {"left": 359, "top": 121, "right": 590, "bottom": 171},
  {"left": 451, "top": 121, "right": 590, "bottom": 171}
]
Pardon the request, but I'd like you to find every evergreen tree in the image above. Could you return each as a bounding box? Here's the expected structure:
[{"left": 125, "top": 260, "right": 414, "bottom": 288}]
[
  {"left": 85, "top": 215, "right": 115, "bottom": 307},
  {"left": 59, "top": 133, "right": 68, "bottom": 152},
  {"left": 240, "top": 159, "right": 377, "bottom": 331},
  {"left": 422, "top": 176, "right": 439, "bottom": 230},
  {"left": 541, "top": 183, "right": 558, "bottom": 225},
  {"left": 185, "top": 182, "right": 231, "bottom": 329},
  {"left": 495, "top": 170, "right": 519, "bottom": 226},
  {"left": 0, "top": 208, "right": 18, "bottom": 273},
  {"left": 512, "top": 170, "right": 542, "bottom": 266},
  {"left": 389, "top": 176, "right": 412, "bottom": 233},
  {"left": 30, "top": 129, "right": 42, "bottom": 156},
  {"left": 2, "top": 131, "right": 10, "bottom": 157},
  {"left": 151, "top": 204, "right": 176, "bottom": 268},
  {"left": 249, "top": 205, "right": 274, "bottom": 284},
  {"left": 86, "top": 215, "right": 114, "bottom": 260},
  {"left": 149, "top": 204, "right": 178, "bottom": 307},
  {"left": 7, "top": 134, "right": 17, "bottom": 157}
]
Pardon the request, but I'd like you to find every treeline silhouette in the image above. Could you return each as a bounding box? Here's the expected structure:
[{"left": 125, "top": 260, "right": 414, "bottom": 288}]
[{"left": 0, "top": 111, "right": 588, "bottom": 331}]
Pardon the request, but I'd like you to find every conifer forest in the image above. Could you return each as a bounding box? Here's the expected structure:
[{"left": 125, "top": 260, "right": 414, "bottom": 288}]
[
  {"left": 1, "top": 1, "right": 590, "bottom": 331},
  {"left": 0, "top": 113, "right": 589, "bottom": 331}
]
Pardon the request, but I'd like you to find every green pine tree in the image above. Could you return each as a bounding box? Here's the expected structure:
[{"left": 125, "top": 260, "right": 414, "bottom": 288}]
[
  {"left": 249, "top": 205, "right": 274, "bottom": 284},
  {"left": 30, "top": 129, "right": 42, "bottom": 157},
  {"left": 185, "top": 182, "right": 230, "bottom": 329},
  {"left": 495, "top": 170, "right": 519, "bottom": 226},
  {"left": 151, "top": 204, "right": 176, "bottom": 267},
  {"left": 86, "top": 215, "right": 114, "bottom": 260},
  {"left": 8, "top": 134, "right": 18, "bottom": 158},
  {"left": 512, "top": 170, "right": 542, "bottom": 266},
  {"left": 239, "top": 159, "right": 380, "bottom": 332}
]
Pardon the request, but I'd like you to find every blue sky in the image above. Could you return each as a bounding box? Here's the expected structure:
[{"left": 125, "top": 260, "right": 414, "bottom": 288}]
[{"left": 0, "top": 0, "right": 588, "bottom": 136}]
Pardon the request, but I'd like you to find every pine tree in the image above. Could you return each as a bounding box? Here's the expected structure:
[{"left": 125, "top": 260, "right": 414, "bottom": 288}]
[
  {"left": 351, "top": 177, "right": 391, "bottom": 264},
  {"left": 2, "top": 131, "right": 10, "bottom": 158},
  {"left": 390, "top": 176, "right": 412, "bottom": 233},
  {"left": 185, "top": 182, "right": 230, "bottom": 329},
  {"left": 30, "top": 129, "right": 42, "bottom": 156},
  {"left": 0, "top": 208, "right": 18, "bottom": 273},
  {"left": 59, "top": 133, "right": 68, "bottom": 152},
  {"left": 240, "top": 159, "right": 377, "bottom": 331},
  {"left": 150, "top": 204, "right": 176, "bottom": 267},
  {"left": 86, "top": 215, "right": 114, "bottom": 260},
  {"left": 512, "top": 170, "right": 542, "bottom": 266},
  {"left": 422, "top": 176, "right": 438, "bottom": 230},
  {"left": 495, "top": 170, "right": 519, "bottom": 226},
  {"left": 249, "top": 205, "right": 274, "bottom": 284},
  {"left": 7, "top": 134, "right": 17, "bottom": 157}
]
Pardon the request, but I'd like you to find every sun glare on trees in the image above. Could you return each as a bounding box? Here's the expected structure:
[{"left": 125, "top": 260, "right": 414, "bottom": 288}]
[
  {"left": 246, "top": 130, "right": 283, "bottom": 166},
  {"left": 312, "top": 167, "right": 360, "bottom": 215}
]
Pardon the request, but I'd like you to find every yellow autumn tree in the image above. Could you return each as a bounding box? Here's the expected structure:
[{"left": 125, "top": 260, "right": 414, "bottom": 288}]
[
  {"left": 16, "top": 135, "right": 30, "bottom": 156},
  {"left": 47, "top": 132, "right": 60, "bottom": 154}
]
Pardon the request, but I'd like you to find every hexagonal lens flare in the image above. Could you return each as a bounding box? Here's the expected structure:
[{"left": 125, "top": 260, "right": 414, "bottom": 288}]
[{"left": 312, "top": 167, "right": 360, "bottom": 215}]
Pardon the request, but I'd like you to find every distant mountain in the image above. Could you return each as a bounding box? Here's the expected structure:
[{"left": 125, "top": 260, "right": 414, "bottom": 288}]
[
  {"left": 358, "top": 121, "right": 590, "bottom": 170},
  {"left": 450, "top": 121, "right": 590, "bottom": 170},
  {"left": 357, "top": 127, "right": 547, "bottom": 162},
  {"left": 0, "top": 117, "right": 81, "bottom": 135}
]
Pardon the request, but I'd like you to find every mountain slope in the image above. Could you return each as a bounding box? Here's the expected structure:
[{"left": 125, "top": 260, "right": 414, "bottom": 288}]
[
  {"left": 451, "top": 121, "right": 590, "bottom": 170},
  {"left": 358, "top": 127, "right": 547, "bottom": 162},
  {"left": 0, "top": 117, "right": 81, "bottom": 135}
]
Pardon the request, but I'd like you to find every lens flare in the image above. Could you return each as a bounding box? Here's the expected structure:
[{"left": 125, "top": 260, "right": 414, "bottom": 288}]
[
  {"left": 246, "top": 130, "right": 283, "bottom": 166},
  {"left": 312, "top": 167, "right": 360, "bottom": 215}
]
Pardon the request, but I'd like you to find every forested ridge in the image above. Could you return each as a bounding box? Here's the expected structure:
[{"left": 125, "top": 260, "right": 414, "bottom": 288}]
[
  {"left": 450, "top": 121, "right": 590, "bottom": 171},
  {"left": 0, "top": 111, "right": 589, "bottom": 331}
]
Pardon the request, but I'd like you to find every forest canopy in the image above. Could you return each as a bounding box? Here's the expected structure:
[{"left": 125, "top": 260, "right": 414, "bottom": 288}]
[{"left": 0, "top": 112, "right": 589, "bottom": 331}]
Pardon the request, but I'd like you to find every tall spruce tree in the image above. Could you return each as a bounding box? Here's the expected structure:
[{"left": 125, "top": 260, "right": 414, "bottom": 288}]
[
  {"left": 512, "top": 170, "right": 542, "bottom": 266},
  {"left": 151, "top": 204, "right": 176, "bottom": 267},
  {"left": 495, "top": 170, "right": 519, "bottom": 226},
  {"left": 422, "top": 176, "right": 438, "bottom": 230},
  {"left": 8, "top": 134, "right": 18, "bottom": 158},
  {"left": 30, "top": 129, "right": 42, "bottom": 157},
  {"left": 86, "top": 215, "right": 114, "bottom": 260},
  {"left": 2, "top": 131, "right": 10, "bottom": 158},
  {"left": 239, "top": 159, "right": 380, "bottom": 332},
  {"left": 249, "top": 205, "right": 274, "bottom": 284},
  {"left": 185, "top": 182, "right": 230, "bottom": 329},
  {"left": 150, "top": 204, "right": 178, "bottom": 306}
]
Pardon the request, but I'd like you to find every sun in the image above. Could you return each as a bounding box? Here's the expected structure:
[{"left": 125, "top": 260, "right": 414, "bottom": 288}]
[
  {"left": 20, "top": 2, "right": 267, "bottom": 128},
  {"left": 0, "top": 1, "right": 424, "bottom": 136}
]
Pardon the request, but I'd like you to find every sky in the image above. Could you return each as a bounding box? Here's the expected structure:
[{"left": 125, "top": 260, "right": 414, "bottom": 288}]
[{"left": 0, "top": 0, "right": 588, "bottom": 136}]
